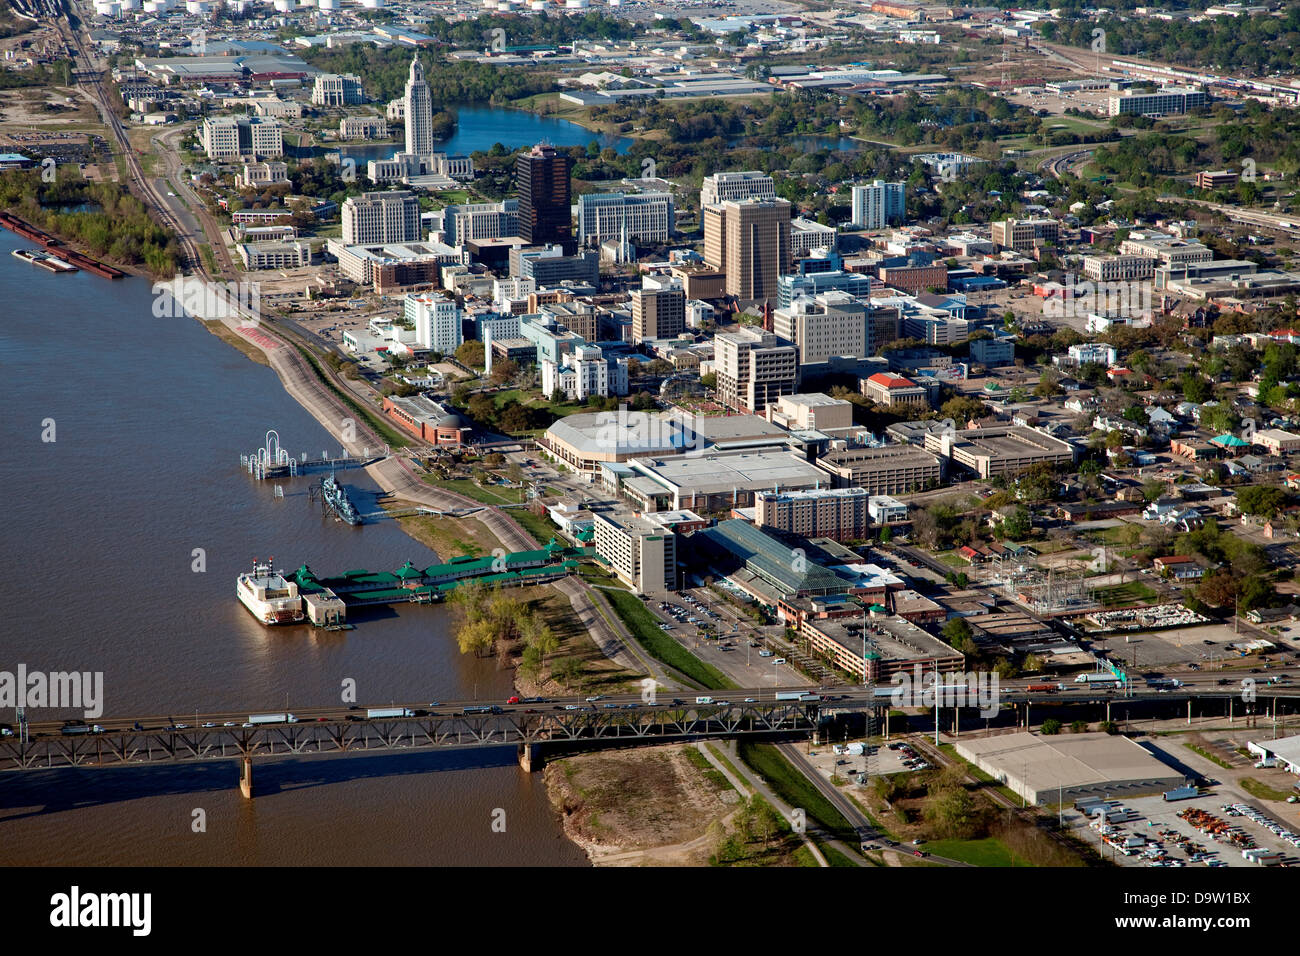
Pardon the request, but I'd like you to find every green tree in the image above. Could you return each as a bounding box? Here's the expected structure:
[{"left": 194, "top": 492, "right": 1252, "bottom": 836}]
[
  {"left": 1041, "top": 718, "right": 1062, "bottom": 735},
  {"left": 1236, "top": 485, "right": 1289, "bottom": 518},
  {"left": 1001, "top": 507, "right": 1032, "bottom": 540}
]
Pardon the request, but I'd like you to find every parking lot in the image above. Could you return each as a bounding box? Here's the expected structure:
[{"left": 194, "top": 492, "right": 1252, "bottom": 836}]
[
  {"left": 1089, "top": 623, "right": 1291, "bottom": 671},
  {"left": 650, "top": 590, "right": 813, "bottom": 689},
  {"left": 1070, "top": 790, "right": 1300, "bottom": 867},
  {"left": 802, "top": 737, "right": 928, "bottom": 787}
]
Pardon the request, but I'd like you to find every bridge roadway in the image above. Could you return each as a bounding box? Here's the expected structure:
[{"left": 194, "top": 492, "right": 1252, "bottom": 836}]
[{"left": 6, "top": 682, "right": 1298, "bottom": 795}]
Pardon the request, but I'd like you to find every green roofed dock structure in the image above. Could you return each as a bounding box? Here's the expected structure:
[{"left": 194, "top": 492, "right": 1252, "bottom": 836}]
[{"left": 237, "top": 541, "right": 590, "bottom": 628}]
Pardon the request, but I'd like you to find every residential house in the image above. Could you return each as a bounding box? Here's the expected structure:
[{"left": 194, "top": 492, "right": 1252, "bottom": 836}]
[{"left": 1153, "top": 555, "right": 1204, "bottom": 580}]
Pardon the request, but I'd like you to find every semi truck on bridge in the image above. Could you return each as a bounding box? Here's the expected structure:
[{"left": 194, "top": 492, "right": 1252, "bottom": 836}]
[
  {"left": 246, "top": 713, "right": 298, "bottom": 726},
  {"left": 367, "top": 707, "right": 415, "bottom": 718}
]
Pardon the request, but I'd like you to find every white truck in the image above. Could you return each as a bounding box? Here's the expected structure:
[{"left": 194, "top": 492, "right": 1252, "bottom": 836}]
[
  {"left": 1074, "top": 673, "right": 1120, "bottom": 686},
  {"left": 366, "top": 707, "right": 415, "bottom": 719},
  {"left": 246, "top": 713, "right": 297, "bottom": 726}
]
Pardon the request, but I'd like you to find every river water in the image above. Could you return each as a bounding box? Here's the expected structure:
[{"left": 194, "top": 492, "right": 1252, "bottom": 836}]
[{"left": 0, "top": 229, "right": 586, "bottom": 866}]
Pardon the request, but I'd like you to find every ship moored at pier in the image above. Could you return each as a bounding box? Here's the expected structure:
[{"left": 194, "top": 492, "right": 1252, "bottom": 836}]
[
  {"left": 232, "top": 541, "right": 588, "bottom": 628},
  {"left": 236, "top": 560, "right": 307, "bottom": 625}
]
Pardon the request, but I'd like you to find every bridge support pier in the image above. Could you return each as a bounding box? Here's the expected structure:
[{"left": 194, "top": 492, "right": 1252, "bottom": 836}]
[
  {"left": 518, "top": 742, "right": 542, "bottom": 773},
  {"left": 239, "top": 756, "right": 253, "bottom": 799}
]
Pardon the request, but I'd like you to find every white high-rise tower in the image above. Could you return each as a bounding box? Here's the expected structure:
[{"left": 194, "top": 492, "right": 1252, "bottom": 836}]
[{"left": 404, "top": 55, "right": 434, "bottom": 158}]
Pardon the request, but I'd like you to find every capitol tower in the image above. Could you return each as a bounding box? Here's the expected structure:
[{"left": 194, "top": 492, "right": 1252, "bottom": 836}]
[{"left": 404, "top": 55, "right": 434, "bottom": 158}]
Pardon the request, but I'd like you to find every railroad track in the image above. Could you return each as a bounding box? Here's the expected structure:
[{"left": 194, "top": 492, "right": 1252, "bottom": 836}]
[{"left": 52, "top": 5, "right": 204, "bottom": 273}]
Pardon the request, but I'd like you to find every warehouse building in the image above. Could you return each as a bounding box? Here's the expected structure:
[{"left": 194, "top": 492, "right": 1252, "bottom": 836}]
[{"left": 955, "top": 733, "right": 1185, "bottom": 806}]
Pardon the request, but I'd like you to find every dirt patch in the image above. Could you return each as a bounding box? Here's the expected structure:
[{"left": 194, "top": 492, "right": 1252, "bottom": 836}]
[
  {"left": 545, "top": 745, "right": 735, "bottom": 865},
  {"left": 202, "top": 320, "right": 269, "bottom": 366}
]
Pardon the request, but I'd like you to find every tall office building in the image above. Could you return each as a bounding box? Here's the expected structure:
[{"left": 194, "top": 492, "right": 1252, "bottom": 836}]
[
  {"left": 516, "top": 144, "right": 575, "bottom": 251},
  {"left": 443, "top": 200, "right": 519, "bottom": 246},
  {"left": 703, "top": 198, "right": 792, "bottom": 303},
  {"left": 404, "top": 55, "right": 434, "bottom": 157},
  {"left": 990, "top": 218, "right": 1059, "bottom": 253},
  {"left": 851, "top": 180, "right": 906, "bottom": 229},
  {"left": 630, "top": 275, "right": 686, "bottom": 344},
  {"left": 700, "top": 170, "right": 776, "bottom": 207},
  {"left": 404, "top": 291, "right": 462, "bottom": 353},
  {"left": 715, "top": 327, "right": 797, "bottom": 414},
  {"left": 341, "top": 191, "right": 422, "bottom": 245},
  {"left": 772, "top": 292, "right": 868, "bottom": 368}
]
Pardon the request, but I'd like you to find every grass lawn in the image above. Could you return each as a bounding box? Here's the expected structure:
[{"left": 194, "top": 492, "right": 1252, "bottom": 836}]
[
  {"left": 387, "top": 505, "right": 503, "bottom": 560},
  {"left": 935, "top": 551, "right": 970, "bottom": 569},
  {"left": 578, "top": 563, "right": 622, "bottom": 588},
  {"left": 818, "top": 843, "right": 861, "bottom": 867},
  {"left": 520, "top": 585, "right": 638, "bottom": 696},
  {"left": 1083, "top": 525, "right": 1140, "bottom": 546},
  {"left": 492, "top": 388, "right": 586, "bottom": 418},
  {"left": 923, "top": 837, "right": 1034, "bottom": 867},
  {"left": 428, "top": 477, "right": 527, "bottom": 506},
  {"left": 1094, "top": 581, "right": 1157, "bottom": 607},
  {"left": 1240, "top": 777, "right": 1295, "bottom": 802},
  {"left": 510, "top": 507, "right": 558, "bottom": 547},
  {"left": 603, "top": 587, "right": 732, "bottom": 690},
  {"left": 737, "top": 742, "right": 857, "bottom": 843}
]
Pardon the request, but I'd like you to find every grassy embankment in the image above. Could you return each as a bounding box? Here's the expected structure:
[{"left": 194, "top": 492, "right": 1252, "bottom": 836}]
[{"left": 737, "top": 742, "right": 857, "bottom": 843}]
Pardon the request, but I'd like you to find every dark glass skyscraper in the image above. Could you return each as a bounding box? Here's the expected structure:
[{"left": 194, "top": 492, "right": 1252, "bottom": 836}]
[{"left": 516, "top": 144, "right": 575, "bottom": 252}]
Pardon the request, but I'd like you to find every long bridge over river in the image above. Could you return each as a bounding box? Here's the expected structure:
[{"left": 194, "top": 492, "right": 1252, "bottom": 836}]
[{"left": 5, "top": 684, "right": 1299, "bottom": 797}]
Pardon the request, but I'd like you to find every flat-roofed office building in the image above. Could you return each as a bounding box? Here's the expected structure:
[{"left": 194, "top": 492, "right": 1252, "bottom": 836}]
[
  {"left": 816, "top": 444, "right": 945, "bottom": 494},
  {"left": 577, "top": 191, "right": 674, "bottom": 246},
  {"left": 630, "top": 275, "right": 686, "bottom": 344},
  {"left": 801, "top": 614, "right": 965, "bottom": 683},
  {"left": 924, "top": 425, "right": 1076, "bottom": 479},
  {"left": 342, "top": 191, "right": 421, "bottom": 245},
  {"left": 703, "top": 198, "right": 792, "bottom": 303},
  {"left": 755, "top": 487, "right": 872, "bottom": 542},
  {"left": 592, "top": 509, "right": 676, "bottom": 594},
  {"left": 622, "top": 448, "right": 829, "bottom": 514},
  {"left": 715, "top": 326, "right": 797, "bottom": 414},
  {"left": 700, "top": 170, "right": 776, "bottom": 207}
]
